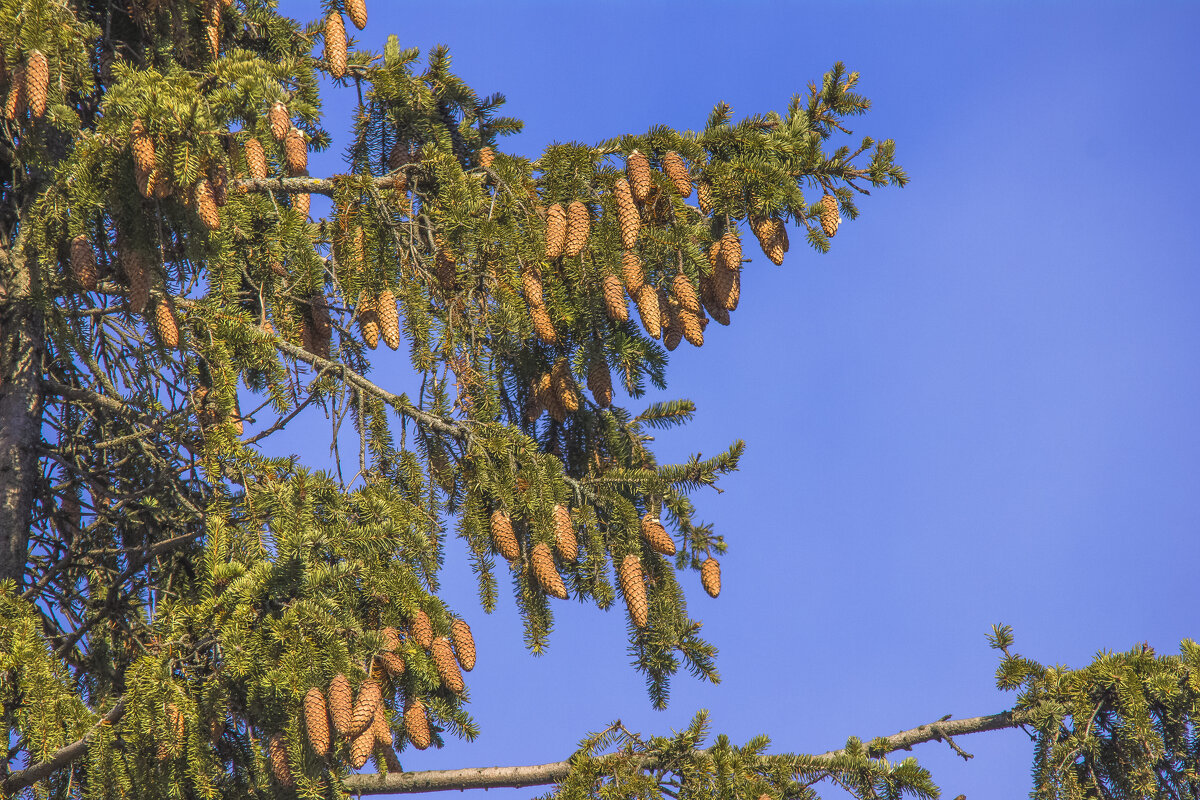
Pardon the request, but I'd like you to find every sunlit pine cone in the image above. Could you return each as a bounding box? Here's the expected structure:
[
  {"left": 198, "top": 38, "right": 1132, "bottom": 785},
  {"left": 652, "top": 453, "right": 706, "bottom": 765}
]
[
  {"left": 244, "top": 138, "right": 267, "bottom": 180},
  {"left": 587, "top": 351, "right": 613, "bottom": 408},
  {"left": 552, "top": 504, "right": 578, "bottom": 560},
  {"left": 345, "top": 0, "right": 368, "bottom": 30},
  {"left": 451, "top": 619, "right": 476, "bottom": 671},
  {"left": 268, "top": 732, "right": 293, "bottom": 786},
  {"left": 167, "top": 703, "right": 185, "bottom": 744},
  {"left": 411, "top": 609, "right": 434, "bottom": 649},
  {"left": 349, "top": 726, "right": 373, "bottom": 769},
  {"left": 662, "top": 302, "right": 682, "bottom": 352},
  {"left": 130, "top": 120, "right": 156, "bottom": 197},
  {"left": 701, "top": 275, "right": 730, "bottom": 325},
  {"left": 671, "top": 273, "right": 700, "bottom": 315},
  {"left": 121, "top": 249, "right": 150, "bottom": 314},
  {"left": 752, "top": 216, "right": 787, "bottom": 265},
  {"left": 70, "top": 235, "right": 97, "bottom": 291},
  {"left": 550, "top": 358, "right": 579, "bottom": 414},
  {"left": 404, "top": 698, "right": 431, "bottom": 750},
  {"left": 526, "top": 375, "right": 547, "bottom": 422},
  {"left": 328, "top": 674, "right": 353, "bottom": 736},
  {"left": 544, "top": 203, "right": 566, "bottom": 258},
  {"left": 529, "top": 302, "right": 556, "bottom": 345},
  {"left": 325, "top": 12, "right": 347, "bottom": 78},
  {"left": 293, "top": 191, "right": 310, "bottom": 219},
  {"left": 377, "top": 288, "right": 399, "bottom": 350},
  {"left": 564, "top": 201, "right": 590, "bottom": 257},
  {"left": 621, "top": 251, "right": 645, "bottom": 296},
  {"left": 701, "top": 556, "right": 721, "bottom": 597},
  {"left": 697, "top": 181, "right": 713, "bottom": 215},
  {"left": 618, "top": 555, "right": 648, "bottom": 628},
  {"left": 640, "top": 513, "right": 675, "bottom": 555},
  {"left": 661, "top": 151, "right": 691, "bottom": 197},
  {"left": 284, "top": 127, "right": 307, "bottom": 175},
  {"left": 491, "top": 509, "right": 519, "bottom": 561},
  {"left": 267, "top": 101, "right": 289, "bottom": 141},
  {"left": 378, "top": 652, "right": 406, "bottom": 677},
  {"left": 614, "top": 178, "right": 639, "bottom": 249},
  {"left": 521, "top": 266, "right": 544, "bottom": 307},
  {"left": 203, "top": 0, "right": 221, "bottom": 58},
  {"left": 349, "top": 679, "right": 381, "bottom": 739},
  {"left": 152, "top": 299, "right": 180, "bottom": 349},
  {"left": 194, "top": 181, "right": 220, "bottom": 231},
  {"left": 626, "top": 150, "right": 651, "bottom": 203},
  {"left": 717, "top": 230, "right": 742, "bottom": 272},
  {"left": 304, "top": 688, "right": 330, "bottom": 756},
  {"left": 371, "top": 705, "right": 391, "bottom": 749},
  {"left": 4, "top": 64, "right": 26, "bottom": 121},
  {"left": 357, "top": 293, "right": 379, "bottom": 349},
  {"left": 531, "top": 542, "right": 567, "bottom": 599},
  {"left": 633, "top": 283, "right": 660, "bottom": 339},
  {"left": 24, "top": 50, "right": 47, "bottom": 119},
  {"left": 819, "top": 193, "right": 841, "bottom": 236},
  {"left": 680, "top": 308, "right": 705, "bottom": 347},
  {"left": 602, "top": 273, "right": 627, "bottom": 322},
  {"left": 380, "top": 626, "right": 401, "bottom": 652},
  {"left": 479, "top": 146, "right": 494, "bottom": 169},
  {"left": 431, "top": 637, "right": 465, "bottom": 693}
]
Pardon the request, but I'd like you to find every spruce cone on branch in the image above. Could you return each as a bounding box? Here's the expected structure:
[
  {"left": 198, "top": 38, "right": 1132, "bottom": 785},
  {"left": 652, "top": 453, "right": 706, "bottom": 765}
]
[
  {"left": 121, "top": 249, "right": 150, "bottom": 314},
  {"left": 602, "top": 273, "right": 627, "bottom": 322},
  {"left": 529, "top": 302, "right": 556, "bottom": 344},
  {"left": 491, "top": 509, "right": 519, "bottom": 561},
  {"left": 349, "top": 679, "right": 382, "bottom": 739},
  {"left": 304, "top": 687, "right": 330, "bottom": 756},
  {"left": 357, "top": 293, "right": 379, "bottom": 349},
  {"left": 680, "top": 308, "right": 705, "bottom": 347},
  {"left": 619, "top": 555, "right": 648, "bottom": 628},
  {"left": 70, "top": 235, "right": 97, "bottom": 291},
  {"left": 699, "top": 273, "right": 730, "bottom": 324},
  {"left": 244, "top": 138, "right": 267, "bottom": 180},
  {"left": 371, "top": 705, "right": 391, "bottom": 748},
  {"left": 404, "top": 698, "right": 431, "bottom": 750},
  {"left": 349, "top": 726, "right": 374, "bottom": 769},
  {"left": 203, "top": 0, "right": 221, "bottom": 58},
  {"left": 521, "top": 266, "right": 544, "bottom": 307},
  {"left": 697, "top": 181, "right": 713, "bottom": 215},
  {"left": 751, "top": 216, "right": 788, "bottom": 266},
  {"left": 661, "top": 151, "right": 691, "bottom": 197},
  {"left": 550, "top": 358, "right": 579, "bottom": 414},
  {"left": 587, "top": 352, "right": 613, "bottom": 408},
  {"left": 564, "top": 200, "right": 590, "bottom": 257},
  {"left": 553, "top": 504, "right": 578, "bottom": 560},
  {"left": 432, "top": 636, "right": 465, "bottom": 693},
  {"left": 268, "top": 733, "right": 293, "bottom": 786},
  {"left": 621, "top": 251, "right": 645, "bottom": 295},
  {"left": 25, "top": 50, "right": 47, "bottom": 119},
  {"left": 701, "top": 556, "right": 721, "bottom": 597},
  {"left": 328, "top": 674, "right": 353, "bottom": 736},
  {"left": 377, "top": 288, "right": 399, "bottom": 350},
  {"left": 545, "top": 203, "right": 566, "bottom": 258},
  {"left": 284, "top": 127, "right": 307, "bottom": 174},
  {"left": 479, "top": 146, "right": 494, "bottom": 169},
  {"left": 268, "top": 101, "right": 289, "bottom": 141},
  {"left": 626, "top": 150, "right": 651, "bottom": 203},
  {"left": 718, "top": 230, "right": 742, "bottom": 272},
  {"left": 411, "top": 609, "right": 434, "bottom": 649},
  {"left": 194, "top": 181, "right": 220, "bottom": 231},
  {"left": 641, "top": 513, "right": 675, "bottom": 556},
  {"left": 672, "top": 273, "right": 700, "bottom": 315},
  {"left": 819, "top": 193, "right": 841, "bottom": 236},
  {"left": 451, "top": 619, "right": 476, "bottom": 671},
  {"left": 531, "top": 542, "right": 567, "bottom": 599},
  {"left": 152, "top": 299, "right": 180, "bottom": 349},
  {"left": 130, "top": 120, "right": 156, "bottom": 197},
  {"left": 4, "top": 65, "right": 25, "bottom": 121},
  {"left": 325, "top": 12, "right": 347, "bottom": 78},
  {"left": 378, "top": 651, "right": 405, "bottom": 677},
  {"left": 614, "top": 178, "right": 639, "bottom": 249},
  {"left": 345, "top": 0, "right": 368, "bottom": 29}
]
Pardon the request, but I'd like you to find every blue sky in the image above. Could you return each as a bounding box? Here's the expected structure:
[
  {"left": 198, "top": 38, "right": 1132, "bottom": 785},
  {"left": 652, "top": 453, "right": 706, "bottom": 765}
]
[{"left": 273, "top": 2, "right": 1200, "bottom": 797}]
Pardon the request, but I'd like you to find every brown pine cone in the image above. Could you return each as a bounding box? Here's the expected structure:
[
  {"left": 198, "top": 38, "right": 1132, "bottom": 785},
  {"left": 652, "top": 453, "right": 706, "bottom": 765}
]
[
  {"left": 378, "top": 651, "right": 405, "bottom": 677},
  {"left": 621, "top": 251, "right": 645, "bottom": 295},
  {"left": 552, "top": 504, "right": 578, "bottom": 560},
  {"left": 349, "top": 679, "right": 382, "bottom": 739},
  {"left": 634, "top": 284, "right": 661, "bottom": 339},
  {"left": 203, "top": 0, "right": 221, "bottom": 58},
  {"left": 751, "top": 216, "right": 787, "bottom": 265},
  {"left": 244, "top": 138, "right": 267, "bottom": 180},
  {"left": 619, "top": 555, "right": 648, "bottom": 628},
  {"left": 701, "top": 556, "right": 721, "bottom": 597},
  {"left": 544, "top": 203, "right": 566, "bottom": 258},
  {"left": 479, "top": 146, "right": 494, "bottom": 170},
  {"left": 662, "top": 305, "right": 682, "bottom": 352},
  {"left": 121, "top": 249, "right": 150, "bottom": 314},
  {"left": 713, "top": 263, "right": 740, "bottom": 312},
  {"left": 717, "top": 230, "right": 742, "bottom": 272},
  {"left": 659, "top": 288, "right": 674, "bottom": 344},
  {"left": 452, "top": 619, "right": 476, "bottom": 671},
  {"left": 526, "top": 374, "right": 548, "bottom": 422},
  {"left": 69, "top": 235, "right": 97, "bottom": 291},
  {"left": 308, "top": 292, "right": 331, "bottom": 336},
  {"left": 697, "top": 181, "right": 713, "bottom": 215},
  {"left": 521, "top": 266, "right": 544, "bottom": 307},
  {"left": 325, "top": 12, "right": 347, "bottom": 78},
  {"left": 411, "top": 609, "right": 434, "bottom": 649},
  {"left": 130, "top": 120, "right": 156, "bottom": 197},
  {"left": 640, "top": 513, "right": 675, "bottom": 555},
  {"left": 304, "top": 687, "right": 330, "bottom": 756},
  {"left": 680, "top": 308, "right": 705, "bottom": 347},
  {"left": 345, "top": 0, "right": 368, "bottom": 29},
  {"left": 293, "top": 191, "right": 310, "bottom": 219},
  {"left": 328, "top": 674, "right": 353, "bottom": 736},
  {"left": 699, "top": 275, "right": 730, "bottom": 325},
  {"left": 564, "top": 200, "right": 590, "bottom": 257},
  {"left": 25, "top": 50, "right": 47, "bottom": 119},
  {"left": 491, "top": 509, "right": 519, "bottom": 561},
  {"left": 268, "top": 732, "right": 293, "bottom": 786},
  {"left": 602, "top": 273, "right": 627, "bottom": 322},
  {"left": 357, "top": 293, "right": 379, "bottom": 349},
  {"left": 267, "top": 101, "right": 289, "bottom": 141},
  {"left": 381, "top": 626, "right": 401, "bottom": 652},
  {"left": 371, "top": 704, "right": 391, "bottom": 748},
  {"left": 672, "top": 273, "right": 700, "bottom": 315},
  {"left": 587, "top": 352, "right": 612, "bottom": 408},
  {"left": 377, "top": 288, "right": 399, "bottom": 350},
  {"left": 152, "top": 299, "right": 180, "bottom": 349},
  {"left": 431, "top": 636, "right": 465, "bottom": 693},
  {"left": 819, "top": 193, "right": 840, "bottom": 236},
  {"left": 661, "top": 151, "right": 691, "bottom": 197},
  {"left": 550, "top": 358, "right": 579, "bottom": 414},
  {"left": 349, "top": 726, "right": 374, "bottom": 769},
  {"left": 194, "top": 181, "right": 220, "bottom": 231},
  {"left": 614, "top": 178, "right": 640, "bottom": 249},
  {"left": 404, "top": 698, "right": 431, "bottom": 750},
  {"left": 4, "top": 64, "right": 25, "bottom": 121},
  {"left": 529, "top": 302, "right": 556, "bottom": 344},
  {"left": 531, "top": 542, "right": 567, "bottom": 599},
  {"left": 284, "top": 127, "right": 307, "bottom": 175},
  {"left": 626, "top": 150, "right": 651, "bottom": 203}
]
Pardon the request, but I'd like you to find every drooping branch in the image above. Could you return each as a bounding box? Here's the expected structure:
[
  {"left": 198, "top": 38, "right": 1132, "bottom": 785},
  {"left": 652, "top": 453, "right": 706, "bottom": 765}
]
[{"left": 1, "top": 697, "right": 128, "bottom": 794}]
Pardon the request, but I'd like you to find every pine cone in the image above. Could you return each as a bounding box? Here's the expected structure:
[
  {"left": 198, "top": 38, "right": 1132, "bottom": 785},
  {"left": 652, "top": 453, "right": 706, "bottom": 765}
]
[
  {"left": 491, "top": 509, "right": 519, "bottom": 561},
  {"left": 377, "top": 288, "right": 399, "bottom": 350},
  {"left": 529, "top": 302, "right": 556, "bottom": 344},
  {"left": 349, "top": 679, "right": 382, "bottom": 739},
  {"left": 69, "top": 235, "right": 97, "bottom": 291},
  {"left": 751, "top": 216, "right": 787, "bottom": 266},
  {"left": 550, "top": 358, "right": 579, "bottom": 414},
  {"left": 404, "top": 698, "right": 431, "bottom": 750},
  {"left": 267, "top": 101, "right": 289, "bottom": 141},
  {"left": 194, "top": 181, "right": 220, "bottom": 231},
  {"left": 718, "top": 230, "right": 742, "bottom": 272},
  {"left": 121, "top": 250, "right": 150, "bottom": 314},
  {"left": 203, "top": 0, "right": 221, "bottom": 58},
  {"left": 431, "top": 636, "right": 465, "bottom": 693},
  {"left": 345, "top": 0, "right": 368, "bottom": 29},
  {"left": 697, "top": 181, "right": 713, "bottom": 215},
  {"left": 587, "top": 352, "right": 612, "bottom": 408},
  {"left": 621, "top": 251, "right": 645, "bottom": 295},
  {"left": 701, "top": 556, "right": 721, "bottom": 597},
  {"left": 626, "top": 150, "right": 651, "bottom": 203},
  {"left": 357, "top": 293, "right": 379, "bottom": 349},
  {"left": 552, "top": 504, "right": 578, "bottom": 560},
  {"left": 4, "top": 64, "right": 25, "bottom": 121},
  {"left": 325, "top": 12, "right": 347, "bottom": 78},
  {"left": 25, "top": 50, "right": 47, "bottom": 119},
  {"left": 521, "top": 266, "right": 544, "bottom": 307},
  {"left": 381, "top": 626, "right": 401, "bottom": 652},
  {"left": 602, "top": 273, "right": 627, "bottom": 322},
  {"left": 531, "top": 542, "right": 567, "bottom": 599},
  {"left": 308, "top": 293, "right": 331, "bottom": 336},
  {"left": 130, "top": 120, "right": 156, "bottom": 197},
  {"left": 371, "top": 704, "right": 391, "bottom": 748},
  {"left": 451, "top": 619, "right": 476, "bottom": 671},
  {"left": 641, "top": 513, "right": 675, "bottom": 555},
  {"left": 672, "top": 273, "right": 700, "bottom": 315},
  {"left": 411, "top": 609, "right": 433, "bottom": 649},
  {"left": 680, "top": 309, "right": 705, "bottom": 347},
  {"left": 662, "top": 307, "right": 682, "bottom": 352},
  {"left": 634, "top": 284, "right": 661, "bottom": 339},
  {"left": 167, "top": 702, "right": 185, "bottom": 743},
  {"left": 328, "top": 674, "right": 353, "bottom": 736},
  {"left": 700, "top": 275, "right": 731, "bottom": 325},
  {"left": 244, "top": 138, "right": 267, "bottom": 180},
  {"left": 819, "top": 194, "right": 840, "bottom": 236},
  {"left": 564, "top": 201, "right": 590, "bottom": 257},
  {"left": 614, "top": 178, "right": 639, "bottom": 249},
  {"left": 479, "top": 146, "right": 494, "bottom": 170},
  {"left": 661, "top": 151, "right": 691, "bottom": 197},
  {"left": 378, "top": 652, "right": 406, "bottom": 677},
  {"left": 544, "top": 203, "right": 566, "bottom": 258},
  {"left": 713, "top": 263, "right": 740, "bottom": 312},
  {"left": 268, "top": 732, "right": 293, "bottom": 786},
  {"left": 349, "top": 726, "right": 374, "bottom": 769},
  {"left": 284, "top": 127, "right": 307, "bottom": 175},
  {"left": 152, "top": 299, "right": 180, "bottom": 348},
  {"left": 619, "top": 555, "right": 648, "bottom": 628},
  {"left": 304, "top": 687, "right": 330, "bottom": 756},
  {"left": 293, "top": 191, "right": 310, "bottom": 219}
]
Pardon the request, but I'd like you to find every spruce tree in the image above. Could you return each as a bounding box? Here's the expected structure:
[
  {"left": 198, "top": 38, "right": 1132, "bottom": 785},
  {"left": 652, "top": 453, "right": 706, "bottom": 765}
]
[{"left": 1, "top": 3, "right": 1196, "bottom": 799}]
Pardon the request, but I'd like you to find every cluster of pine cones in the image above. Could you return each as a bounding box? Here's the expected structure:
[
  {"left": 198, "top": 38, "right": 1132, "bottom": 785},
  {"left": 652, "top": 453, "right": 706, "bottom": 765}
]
[{"left": 2, "top": 48, "right": 49, "bottom": 122}]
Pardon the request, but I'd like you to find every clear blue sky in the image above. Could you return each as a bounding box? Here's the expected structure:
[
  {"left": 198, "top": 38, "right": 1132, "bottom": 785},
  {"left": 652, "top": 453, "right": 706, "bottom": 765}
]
[{"left": 272, "top": 2, "right": 1200, "bottom": 797}]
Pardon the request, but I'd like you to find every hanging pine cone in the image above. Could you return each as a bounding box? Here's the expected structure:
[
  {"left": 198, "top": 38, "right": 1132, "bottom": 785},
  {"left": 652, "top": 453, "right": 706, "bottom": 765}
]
[
  {"left": 602, "top": 273, "right": 627, "bottom": 322},
  {"left": 4, "top": 64, "right": 25, "bottom": 121},
  {"left": 451, "top": 619, "right": 476, "bottom": 671},
  {"left": 381, "top": 626, "right": 401, "bottom": 652},
  {"left": 552, "top": 504, "right": 578, "bottom": 560},
  {"left": 378, "top": 651, "right": 405, "bottom": 677},
  {"left": 357, "top": 293, "right": 379, "bottom": 349},
  {"left": 244, "top": 138, "right": 267, "bottom": 180},
  {"left": 345, "top": 0, "right": 368, "bottom": 29},
  {"left": 377, "top": 288, "right": 399, "bottom": 350},
  {"left": 697, "top": 181, "right": 713, "bottom": 215},
  {"left": 122, "top": 250, "right": 150, "bottom": 314},
  {"left": 491, "top": 509, "right": 519, "bottom": 561},
  {"left": 658, "top": 288, "right": 674, "bottom": 343},
  {"left": 640, "top": 513, "right": 675, "bottom": 556},
  {"left": 544, "top": 203, "right": 566, "bottom": 258},
  {"left": 713, "top": 262, "right": 740, "bottom": 312},
  {"left": 619, "top": 555, "right": 648, "bottom": 628},
  {"left": 325, "top": 12, "right": 347, "bottom": 78},
  {"left": 614, "top": 178, "right": 639, "bottom": 249},
  {"left": 564, "top": 200, "right": 590, "bottom": 257},
  {"left": 661, "top": 151, "right": 691, "bottom": 197},
  {"left": 431, "top": 637, "right": 465, "bottom": 693},
  {"left": 662, "top": 306, "right": 682, "bottom": 352},
  {"left": 550, "top": 358, "right": 579, "bottom": 414},
  {"left": 304, "top": 687, "right": 330, "bottom": 756},
  {"left": 349, "top": 726, "right": 374, "bottom": 769},
  {"left": 479, "top": 146, "right": 494, "bottom": 170},
  {"left": 194, "top": 181, "right": 220, "bottom": 231},
  {"left": 25, "top": 50, "right": 47, "bottom": 119},
  {"left": 203, "top": 0, "right": 221, "bottom": 58},
  {"left": 308, "top": 293, "right": 331, "bottom": 336},
  {"left": 701, "top": 275, "right": 731, "bottom": 326},
  {"left": 529, "top": 302, "right": 556, "bottom": 344},
  {"left": 718, "top": 230, "right": 742, "bottom": 272},
  {"left": 284, "top": 127, "right": 307, "bottom": 175},
  {"left": 372, "top": 705, "right": 391, "bottom": 748},
  {"left": 701, "top": 556, "right": 721, "bottom": 597},
  {"left": 130, "top": 120, "right": 156, "bottom": 198},
  {"left": 587, "top": 352, "right": 613, "bottom": 408},
  {"left": 672, "top": 273, "right": 700, "bottom": 315},
  {"left": 293, "top": 191, "right": 310, "bottom": 219},
  {"left": 621, "top": 251, "right": 645, "bottom": 295},
  {"left": 411, "top": 609, "right": 433, "bottom": 649},
  {"left": 680, "top": 309, "right": 705, "bottom": 347},
  {"left": 328, "top": 674, "right": 353, "bottom": 736},
  {"left": 349, "top": 679, "right": 381, "bottom": 738},
  {"left": 819, "top": 193, "right": 840, "bottom": 236},
  {"left": 268, "top": 732, "right": 293, "bottom": 786},
  {"left": 70, "top": 235, "right": 97, "bottom": 291},
  {"left": 751, "top": 216, "right": 787, "bottom": 266},
  {"left": 267, "top": 101, "right": 289, "bottom": 141},
  {"left": 531, "top": 542, "right": 567, "bottom": 599},
  {"left": 152, "top": 299, "right": 180, "bottom": 348},
  {"left": 521, "top": 266, "right": 544, "bottom": 307},
  {"left": 634, "top": 283, "right": 661, "bottom": 339},
  {"left": 404, "top": 698, "right": 431, "bottom": 750},
  {"left": 626, "top": 150, "right": 651, "bottom": 203}
]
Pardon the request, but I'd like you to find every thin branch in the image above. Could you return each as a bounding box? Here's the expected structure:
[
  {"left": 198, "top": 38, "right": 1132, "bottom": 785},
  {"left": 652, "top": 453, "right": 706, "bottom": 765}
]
[
  {"left": 1, "top": 697, "right": 127, "bottom": 794},
  {"left": 234, "top": 173, "right": 409, "bottom": 196}
]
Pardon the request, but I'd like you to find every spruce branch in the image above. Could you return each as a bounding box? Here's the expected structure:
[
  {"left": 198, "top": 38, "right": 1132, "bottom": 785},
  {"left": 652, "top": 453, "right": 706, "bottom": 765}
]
[{"left": 0, "top": 697, "right": 128, "bottom": 794}]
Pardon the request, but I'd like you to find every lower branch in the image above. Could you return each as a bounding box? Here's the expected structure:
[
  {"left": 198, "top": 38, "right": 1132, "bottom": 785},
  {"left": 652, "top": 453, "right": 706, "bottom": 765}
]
[{"left": 1, "top": 697, "right": 128, "bottom": 794}]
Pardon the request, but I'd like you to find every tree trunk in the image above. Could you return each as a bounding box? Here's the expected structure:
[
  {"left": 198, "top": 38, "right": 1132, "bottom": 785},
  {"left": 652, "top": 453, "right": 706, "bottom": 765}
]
[{"left": 0, "top": 230, "right": 42, "bottom": 588}]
